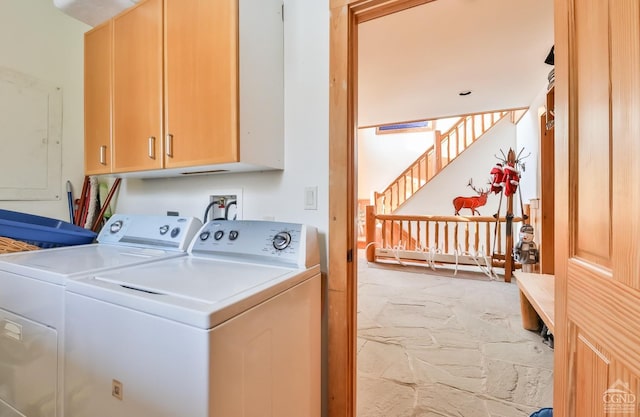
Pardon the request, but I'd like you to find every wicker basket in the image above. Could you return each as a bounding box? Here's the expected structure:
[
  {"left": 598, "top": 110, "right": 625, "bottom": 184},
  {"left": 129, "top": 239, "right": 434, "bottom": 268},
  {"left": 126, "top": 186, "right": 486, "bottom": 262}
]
[{"left": 0, "top": 237, "right": 40, "bottom": 254}]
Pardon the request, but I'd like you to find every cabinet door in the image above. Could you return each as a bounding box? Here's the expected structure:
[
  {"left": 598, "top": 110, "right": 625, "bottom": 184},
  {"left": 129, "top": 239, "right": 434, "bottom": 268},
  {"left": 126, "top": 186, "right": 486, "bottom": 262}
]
[
  {"left": 112, "top": 0, "right": 163, "bottom": 173},
  {"left": 84, "top": 20, "right": 112, "bottom": 175},
  {"left": 164, "top": 0, "right": 239, "bottom": 169}
]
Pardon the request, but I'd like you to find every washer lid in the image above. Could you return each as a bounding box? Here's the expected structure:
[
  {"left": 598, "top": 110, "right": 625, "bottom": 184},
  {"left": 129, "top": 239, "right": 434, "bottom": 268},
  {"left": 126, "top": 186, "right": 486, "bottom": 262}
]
[
  {"left": 67, "top": 257, "right": 320, "bottom": 329},
  {"left": 96, "top": 257, "right": 294, "bottom": 303},
  {"left": 0, "top": 244, "right": 183, "bottom": 285}
]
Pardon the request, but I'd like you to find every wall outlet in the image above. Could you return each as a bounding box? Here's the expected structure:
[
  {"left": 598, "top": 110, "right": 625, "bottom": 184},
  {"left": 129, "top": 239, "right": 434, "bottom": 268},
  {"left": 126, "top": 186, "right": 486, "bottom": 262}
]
[{"left": 207, "top": 189, "right": 243, "bottom": 221}]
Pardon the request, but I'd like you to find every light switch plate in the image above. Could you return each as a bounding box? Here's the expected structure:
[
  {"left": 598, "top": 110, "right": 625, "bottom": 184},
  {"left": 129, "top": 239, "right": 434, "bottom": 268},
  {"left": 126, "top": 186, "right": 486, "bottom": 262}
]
[{"left": 304, "top": 186, "right": 318, "bottom": 210}]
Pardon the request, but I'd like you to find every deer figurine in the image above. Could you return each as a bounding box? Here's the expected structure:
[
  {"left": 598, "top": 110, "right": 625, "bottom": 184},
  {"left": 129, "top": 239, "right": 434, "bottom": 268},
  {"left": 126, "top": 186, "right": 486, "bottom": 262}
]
[{"left": 452, "top": 179, "right": 490, "bottom": 216}]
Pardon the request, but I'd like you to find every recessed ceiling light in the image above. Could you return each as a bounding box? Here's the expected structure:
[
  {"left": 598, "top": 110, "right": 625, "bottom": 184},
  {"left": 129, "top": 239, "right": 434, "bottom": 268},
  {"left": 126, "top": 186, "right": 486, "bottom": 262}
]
[{"left": 459, "top": 90, "right": 472, "bottom": 96}]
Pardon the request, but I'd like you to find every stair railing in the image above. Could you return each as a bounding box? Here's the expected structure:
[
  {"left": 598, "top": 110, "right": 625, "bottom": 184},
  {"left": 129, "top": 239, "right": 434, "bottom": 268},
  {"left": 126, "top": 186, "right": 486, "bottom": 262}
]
[
  {"left": 364, "top": 205, "right": 525, "bottom": 282},
  {"left": 374, "top": 109, "right": 518, "bottom": 214}
]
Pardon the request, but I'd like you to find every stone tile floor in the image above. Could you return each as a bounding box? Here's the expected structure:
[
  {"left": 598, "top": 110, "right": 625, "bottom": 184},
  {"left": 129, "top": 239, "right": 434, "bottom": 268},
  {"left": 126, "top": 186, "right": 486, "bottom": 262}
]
[{"left": 357, "top": 256, "right": 553, "bottom": 417}]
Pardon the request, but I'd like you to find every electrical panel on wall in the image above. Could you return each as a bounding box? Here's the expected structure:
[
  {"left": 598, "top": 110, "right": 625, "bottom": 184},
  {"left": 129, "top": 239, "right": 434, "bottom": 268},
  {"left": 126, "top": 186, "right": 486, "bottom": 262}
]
[{"left": 0, "top": 67, "right": 62, "bottom": 201}]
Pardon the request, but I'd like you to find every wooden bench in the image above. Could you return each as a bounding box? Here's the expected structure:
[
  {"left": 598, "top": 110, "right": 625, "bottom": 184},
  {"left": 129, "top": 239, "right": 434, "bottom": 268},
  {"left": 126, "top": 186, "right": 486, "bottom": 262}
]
[{"left": 515, "top": 272, "right": 555, "bottom": 333}]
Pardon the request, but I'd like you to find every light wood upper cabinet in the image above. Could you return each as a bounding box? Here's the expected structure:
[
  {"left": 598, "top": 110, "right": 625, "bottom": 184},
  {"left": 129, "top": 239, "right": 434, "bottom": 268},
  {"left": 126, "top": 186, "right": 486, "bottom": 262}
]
[
  {"left": 112, "top": 0, "right": 163, "bottom": 173},
  {"left": 84, "top": 0, "right": 283, "bottom": 177},
  {"left": 164, "top": 0, "right": 238, "bottom": 168},
  {"left": 84, "top": 20, "right": 112, "bottom": 175}
]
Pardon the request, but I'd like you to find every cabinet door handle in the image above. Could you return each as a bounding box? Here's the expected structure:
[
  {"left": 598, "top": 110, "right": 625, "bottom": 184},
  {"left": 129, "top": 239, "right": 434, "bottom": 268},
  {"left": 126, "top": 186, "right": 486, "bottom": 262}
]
[
  {"left": 99, "top": 145, "right": 107, "bottom": 165},
  {"left": 148, "top": 136, "right": 156, "bottom": 159},
  {"left": 166, "top": 134, "right": 173, "bottom": 158}
]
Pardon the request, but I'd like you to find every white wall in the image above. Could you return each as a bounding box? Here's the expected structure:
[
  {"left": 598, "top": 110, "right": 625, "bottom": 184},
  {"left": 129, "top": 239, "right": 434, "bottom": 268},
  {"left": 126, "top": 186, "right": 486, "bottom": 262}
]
[
  {"left": 396, "top": 117, "right": 517, "bottom": 216},
  {"left": 113, "top": 0, "right": 330, "bottom": 268},
  {"left": 516, "top": 85, "right": 548, "bottom": 202},
  {"left": 0, "top": 0, "right": 330, "bottom": 268},
  {"left": 0, "top": 0, "right": 90, "bottom": 220},
  {"left": 357, "top": 128, "right": 435, "bottom": 200},
  {"left": 357, "top": 116, "right": 460, "bottom": 200}
]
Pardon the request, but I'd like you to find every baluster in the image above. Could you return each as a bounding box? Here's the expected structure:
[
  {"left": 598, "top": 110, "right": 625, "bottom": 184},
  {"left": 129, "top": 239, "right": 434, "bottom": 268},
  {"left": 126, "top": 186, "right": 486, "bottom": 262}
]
[
  {"left": 453, "top": 222, "right": 459, "bottom": 253},
  {"left": 365, "top": 206, "right": 376, "bottom": 262},
  {"left": 464, "top": 222, "right": 469, "bottom": 253},
  {"left": 390, "top": 220, "right": 395, "bottom": 246},
  {"left": 434, "top": 130, "right": 442, "bottom": 171},
  {"left": 434, "top": 221, "right": 439, "bottom": 251},
  {"left": 455, "top": 122, "right": 461, "bottom": 157},
  {"left": 444, "top": 222, "right": 449, "bottom": 253},
  {"left": 381, "top": 220, "right": 387, "bottom": 248}
]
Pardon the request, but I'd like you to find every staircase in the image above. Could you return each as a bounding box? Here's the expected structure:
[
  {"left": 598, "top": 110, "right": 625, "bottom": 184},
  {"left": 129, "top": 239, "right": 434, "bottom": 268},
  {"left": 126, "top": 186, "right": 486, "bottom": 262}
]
[{"left": 374, "top": 109, "right": 525, "bottom": 214}]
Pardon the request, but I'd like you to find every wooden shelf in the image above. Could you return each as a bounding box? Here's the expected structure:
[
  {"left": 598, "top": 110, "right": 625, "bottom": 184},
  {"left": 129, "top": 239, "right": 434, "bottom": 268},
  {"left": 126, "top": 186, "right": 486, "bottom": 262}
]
[{"left": 515, "top": 271, "right": 555, "bottom": 333}]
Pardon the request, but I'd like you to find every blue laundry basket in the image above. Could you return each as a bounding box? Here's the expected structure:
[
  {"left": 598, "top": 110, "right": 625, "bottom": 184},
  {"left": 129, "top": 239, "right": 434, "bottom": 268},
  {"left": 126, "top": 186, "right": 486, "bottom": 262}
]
[
  {"left": 530, "top": 408, "right": 553, "bottom": 417},
  {"left": 0, "top": 209, "right": 96, "bottom": 248}
]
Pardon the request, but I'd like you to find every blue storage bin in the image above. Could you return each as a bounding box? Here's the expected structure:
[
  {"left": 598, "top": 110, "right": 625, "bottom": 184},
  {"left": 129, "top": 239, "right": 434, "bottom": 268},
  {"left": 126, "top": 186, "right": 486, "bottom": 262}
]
[
  {"left": 530, "top": 408, "right": 553, "bottom": 417},
  {"left": 0, "top": 209, "right": 97, "bottom": 248}
]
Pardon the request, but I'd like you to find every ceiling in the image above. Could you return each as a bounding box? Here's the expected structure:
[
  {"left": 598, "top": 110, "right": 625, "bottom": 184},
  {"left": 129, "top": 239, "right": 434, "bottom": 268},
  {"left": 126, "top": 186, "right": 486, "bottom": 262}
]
[
  {"left": 52, "top": 0, "right": 139, "bottom": 27},
  {"left": 358, "top": 0, "right": 554, "bottom": 127}
]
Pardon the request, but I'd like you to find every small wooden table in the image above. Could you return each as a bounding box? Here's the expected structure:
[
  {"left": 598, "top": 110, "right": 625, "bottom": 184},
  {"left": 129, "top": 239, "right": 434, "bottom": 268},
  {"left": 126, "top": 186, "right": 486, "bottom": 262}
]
[{"left": 515, "top": 272, "right": 555, "bottom": 333}]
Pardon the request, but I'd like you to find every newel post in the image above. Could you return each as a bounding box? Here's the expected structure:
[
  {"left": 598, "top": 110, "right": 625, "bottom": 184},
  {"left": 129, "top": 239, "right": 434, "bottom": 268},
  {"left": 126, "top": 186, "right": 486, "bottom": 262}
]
[{"left": 365, "top": 205, "right": 376, "bottom": 262}]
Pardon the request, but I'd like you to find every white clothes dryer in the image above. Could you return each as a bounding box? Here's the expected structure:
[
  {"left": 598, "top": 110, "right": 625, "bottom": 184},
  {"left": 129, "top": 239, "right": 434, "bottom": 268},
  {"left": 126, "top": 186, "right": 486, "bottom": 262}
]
[
  {"left": 64, "top": 220, "right": 321, "bottom": 417},
  {"left": 0, "top": 214, "right": 202, "bottom": 417}
]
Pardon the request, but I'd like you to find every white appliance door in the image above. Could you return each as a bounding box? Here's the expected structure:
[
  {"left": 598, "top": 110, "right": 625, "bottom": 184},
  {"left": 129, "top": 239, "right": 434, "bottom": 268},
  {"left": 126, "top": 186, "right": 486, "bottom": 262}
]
[{"left": 0, "top": 309, "right": 57, "bottom": 417}]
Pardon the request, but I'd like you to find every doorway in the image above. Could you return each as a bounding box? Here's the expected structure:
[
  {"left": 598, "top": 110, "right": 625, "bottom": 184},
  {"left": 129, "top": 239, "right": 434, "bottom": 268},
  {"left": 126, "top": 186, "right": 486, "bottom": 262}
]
[{"left": 328, "top": 1, "right": 554, "bottom": 416}]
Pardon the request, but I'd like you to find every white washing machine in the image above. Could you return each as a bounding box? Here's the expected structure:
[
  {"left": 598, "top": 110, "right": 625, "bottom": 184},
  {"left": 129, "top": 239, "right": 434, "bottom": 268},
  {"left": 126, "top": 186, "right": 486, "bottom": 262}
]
[
  {"left": 0, "top": 214, "right": 202, "bottom": 417},
  {"left": 64, "top": 220, "right": 321, "bottom": 417}
]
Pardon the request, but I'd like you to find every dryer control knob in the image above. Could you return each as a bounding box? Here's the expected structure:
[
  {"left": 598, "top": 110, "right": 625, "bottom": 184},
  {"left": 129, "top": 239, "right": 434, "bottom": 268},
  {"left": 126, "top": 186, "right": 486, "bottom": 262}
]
[
  {"left": 214, "top": 230, "right": 225, "bottom": 241},
  {"left": 199, "top": 231, "right": 210, "bottom": 241},
  {"left": 110, "top": 220, "right": 123, "bottom": 234},
  {"left": 272, "top": 232, "right": 292, "bottom": 250}
]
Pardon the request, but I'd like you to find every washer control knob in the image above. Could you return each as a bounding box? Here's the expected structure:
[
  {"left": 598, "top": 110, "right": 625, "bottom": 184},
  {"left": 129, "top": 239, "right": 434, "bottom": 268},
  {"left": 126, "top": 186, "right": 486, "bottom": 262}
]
[
  {"left": 272, "top": 232, "right": 292, "bottom": 250},
  {"left": 199, "top": 231, "right": 210, "bottom": 241},
  {"left": 170, "top": 227, "right": 180, "bottom": 238},
  {"left": 214, "top": 230, "right": 225, "bottom": 241},
  {"left": 229, "top": 230, "right": 239, "bottom": 241},
  {"left": 159, "top": 225, "right": 170, "bottom": 235},
  {"left": 110, "top": 220, "right": 123, "bottom": 234}
]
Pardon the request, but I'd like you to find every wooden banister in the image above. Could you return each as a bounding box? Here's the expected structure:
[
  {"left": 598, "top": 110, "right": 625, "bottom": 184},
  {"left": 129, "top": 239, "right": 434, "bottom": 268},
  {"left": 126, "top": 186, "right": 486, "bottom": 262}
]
[
  {"left": 374, "top": 109, "right": 527, "bottom": 215},
  {"left": 365, "top": 211, "right": 524, "bottom": 281}
]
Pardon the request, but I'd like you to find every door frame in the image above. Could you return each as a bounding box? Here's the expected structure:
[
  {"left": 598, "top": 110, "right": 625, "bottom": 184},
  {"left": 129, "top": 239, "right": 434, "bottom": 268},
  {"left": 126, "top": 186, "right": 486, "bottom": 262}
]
[
  {"left": 328, "top": 1, "right": 436, "bottom": 416},
  {"left": 552, "top": 0, "right": 569, "bottom": 414}
]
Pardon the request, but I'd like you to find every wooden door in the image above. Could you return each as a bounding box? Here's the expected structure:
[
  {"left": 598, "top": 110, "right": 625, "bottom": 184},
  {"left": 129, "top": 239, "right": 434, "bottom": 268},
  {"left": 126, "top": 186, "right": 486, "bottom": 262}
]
[
  {"left": 164, "top": 0, "right": 238, "bottom": 169},
  {"left": 555, "top": 0, "right": 640, "bottom": 416},
  {"left": 112, "top": 0, "right": 163, "bottom": 173},
  {"left": 84, "top": 20, "right": 112, "bottom": 175}
]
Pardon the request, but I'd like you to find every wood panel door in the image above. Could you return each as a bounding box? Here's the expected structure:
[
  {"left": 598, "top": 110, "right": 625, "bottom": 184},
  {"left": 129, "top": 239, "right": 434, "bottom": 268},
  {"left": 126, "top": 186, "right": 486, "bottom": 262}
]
[
  {"left": 555, "top": 0, "right": 640, "bottom": 415},
  {"left": 112, "top": 0, "right": 163, "bottom": 173},
  {"left": 84, "top": 20, "right": 112, "bottom": 175},
  {"left": 164, "top": 0, "right": 238, "bottom": 169}
]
